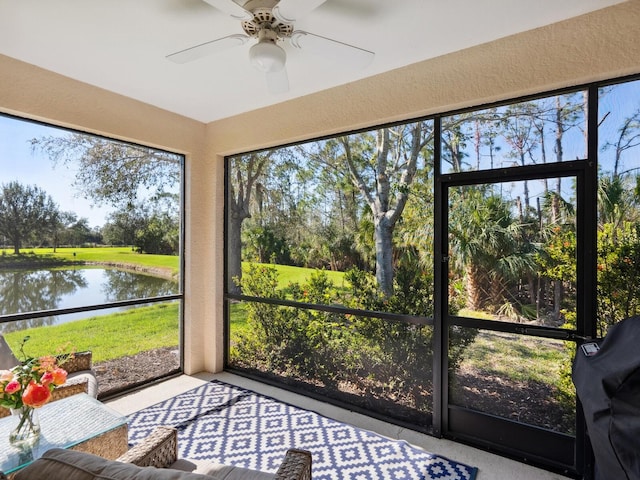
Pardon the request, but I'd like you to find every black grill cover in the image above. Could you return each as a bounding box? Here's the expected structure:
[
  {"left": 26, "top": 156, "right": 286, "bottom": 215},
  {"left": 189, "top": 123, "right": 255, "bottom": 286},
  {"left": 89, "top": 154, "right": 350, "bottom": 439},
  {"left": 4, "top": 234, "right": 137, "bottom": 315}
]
[{"left": 572, "top": 316, "right": 640, "bottom": 480}]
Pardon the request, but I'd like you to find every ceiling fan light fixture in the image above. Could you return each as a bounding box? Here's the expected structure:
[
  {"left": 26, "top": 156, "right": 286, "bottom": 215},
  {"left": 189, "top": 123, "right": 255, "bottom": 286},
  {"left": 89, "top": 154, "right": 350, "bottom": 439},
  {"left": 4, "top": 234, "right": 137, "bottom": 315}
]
[{"left": 249, "top": 40, "right": 286, "bottom": 73}]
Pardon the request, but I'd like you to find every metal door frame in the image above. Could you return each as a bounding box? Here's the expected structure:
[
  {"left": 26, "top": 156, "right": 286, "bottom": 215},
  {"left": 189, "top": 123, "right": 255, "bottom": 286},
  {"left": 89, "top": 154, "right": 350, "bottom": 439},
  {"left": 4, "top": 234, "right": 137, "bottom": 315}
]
[{"left": 432, "top": 87, "right": 599, "bottom": 475}]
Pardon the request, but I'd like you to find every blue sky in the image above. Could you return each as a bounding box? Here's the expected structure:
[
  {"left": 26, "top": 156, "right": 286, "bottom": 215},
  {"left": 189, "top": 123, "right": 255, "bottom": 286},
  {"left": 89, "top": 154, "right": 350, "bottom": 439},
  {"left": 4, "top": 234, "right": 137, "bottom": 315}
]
[
  {"left": 0, "top": 116, "right": 114, "bottom": 228},
  {"left": 598, "top": 80, "right": 640, "bottom": 176}
]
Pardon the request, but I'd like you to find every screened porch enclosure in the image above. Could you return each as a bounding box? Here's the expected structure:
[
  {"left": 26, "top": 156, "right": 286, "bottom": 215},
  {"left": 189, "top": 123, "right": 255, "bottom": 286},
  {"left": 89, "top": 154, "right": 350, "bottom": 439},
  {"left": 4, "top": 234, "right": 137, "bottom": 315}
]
[{"left": 225, "top": 76, "right": 640, "bottom": 477}]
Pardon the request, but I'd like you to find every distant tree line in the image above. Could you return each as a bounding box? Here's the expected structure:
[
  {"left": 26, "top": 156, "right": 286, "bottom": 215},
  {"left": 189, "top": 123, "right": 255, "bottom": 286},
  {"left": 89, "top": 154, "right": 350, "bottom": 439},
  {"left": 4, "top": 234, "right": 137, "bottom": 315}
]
[
  {"left": 0, "top": 181, "right": 179, "bottom": 255},
  {"left": 0, "top": 131, "right": 183, "bottom": 255}
]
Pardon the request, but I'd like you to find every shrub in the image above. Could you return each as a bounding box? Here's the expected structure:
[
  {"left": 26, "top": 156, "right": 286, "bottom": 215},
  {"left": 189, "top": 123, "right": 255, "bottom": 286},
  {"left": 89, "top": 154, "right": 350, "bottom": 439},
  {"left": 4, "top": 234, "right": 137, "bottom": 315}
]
[{"left": 232, "top": 260, "right": 476, "bottom": 415}]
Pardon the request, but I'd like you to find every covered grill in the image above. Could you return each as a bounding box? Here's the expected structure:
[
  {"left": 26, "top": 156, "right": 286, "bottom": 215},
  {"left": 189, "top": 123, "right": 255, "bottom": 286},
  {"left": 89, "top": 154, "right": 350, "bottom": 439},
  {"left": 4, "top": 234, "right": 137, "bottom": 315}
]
[{"left": 572, "top": 316, "right": 640, "bottom": 480}]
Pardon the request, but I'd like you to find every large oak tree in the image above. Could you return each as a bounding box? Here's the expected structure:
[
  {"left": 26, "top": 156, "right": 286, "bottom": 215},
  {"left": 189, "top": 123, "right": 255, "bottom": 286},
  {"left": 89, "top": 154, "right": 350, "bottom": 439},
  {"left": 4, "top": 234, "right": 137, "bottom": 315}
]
[{"left": 0, "top": 182, "right": 59, "bottom": 253}]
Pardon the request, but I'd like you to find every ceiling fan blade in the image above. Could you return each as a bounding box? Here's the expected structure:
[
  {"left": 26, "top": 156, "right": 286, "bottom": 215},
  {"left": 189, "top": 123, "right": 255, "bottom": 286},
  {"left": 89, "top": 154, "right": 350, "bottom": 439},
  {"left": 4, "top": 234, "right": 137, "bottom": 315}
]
[
  {"left": 202, "top": 0, "right": 253, "bottom": 20},
  {"left": 272, "top": 0, "right": 327, "bottom": 23},
  {"left": 290, "top": 31, "right": 374, "bottom": 70},
  {"left": 167, "top": 34, "right": 249, "bottom": 64},
  {"left": 266, "top": 68, "right": 289, "bottom": 94}
]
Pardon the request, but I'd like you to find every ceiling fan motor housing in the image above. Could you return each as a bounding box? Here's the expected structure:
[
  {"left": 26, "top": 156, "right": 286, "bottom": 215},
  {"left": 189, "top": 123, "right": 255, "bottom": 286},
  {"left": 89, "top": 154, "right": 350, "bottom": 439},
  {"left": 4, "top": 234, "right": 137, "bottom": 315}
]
[{"left": 241, "top": 7, "right": 294, "bottom": 40}]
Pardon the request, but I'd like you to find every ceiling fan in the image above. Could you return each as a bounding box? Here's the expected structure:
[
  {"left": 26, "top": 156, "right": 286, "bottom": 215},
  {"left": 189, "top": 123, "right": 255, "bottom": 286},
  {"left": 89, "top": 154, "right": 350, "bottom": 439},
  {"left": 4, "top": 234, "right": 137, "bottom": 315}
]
[{"left": 167, "top": 0, "right": 375, "bottom": 94}]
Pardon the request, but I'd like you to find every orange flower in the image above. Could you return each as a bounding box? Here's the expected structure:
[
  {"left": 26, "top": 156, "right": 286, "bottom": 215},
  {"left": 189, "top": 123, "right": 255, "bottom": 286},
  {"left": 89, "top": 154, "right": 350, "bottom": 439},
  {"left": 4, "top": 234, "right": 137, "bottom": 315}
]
[
  {"left": 22, "top": 381, "right": 52, "bottom": 408},
  {"left": 50, "top": 367, "right": 68, "bottom": 386}
]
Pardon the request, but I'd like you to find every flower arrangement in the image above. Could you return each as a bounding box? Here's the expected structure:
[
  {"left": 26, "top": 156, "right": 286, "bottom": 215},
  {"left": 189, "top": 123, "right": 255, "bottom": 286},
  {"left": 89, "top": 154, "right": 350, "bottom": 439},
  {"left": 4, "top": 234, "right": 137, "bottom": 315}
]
[{"left": 0, "top": 337, "right": 70, "bottom": 447}]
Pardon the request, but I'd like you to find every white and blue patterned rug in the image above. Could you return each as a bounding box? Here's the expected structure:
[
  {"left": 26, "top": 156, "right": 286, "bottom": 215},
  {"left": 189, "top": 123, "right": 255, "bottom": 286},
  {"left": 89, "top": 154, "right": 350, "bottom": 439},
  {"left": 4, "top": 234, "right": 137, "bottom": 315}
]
[{"left": 127, "top": 380, "right": 478, "bottom": 480}]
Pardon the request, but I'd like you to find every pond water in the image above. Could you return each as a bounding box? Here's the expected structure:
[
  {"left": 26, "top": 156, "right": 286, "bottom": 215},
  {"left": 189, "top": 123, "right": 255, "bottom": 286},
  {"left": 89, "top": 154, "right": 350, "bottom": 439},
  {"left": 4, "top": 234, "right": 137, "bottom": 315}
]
[{"left": 0, "top": 267, "right": 178, "bottom": 332}]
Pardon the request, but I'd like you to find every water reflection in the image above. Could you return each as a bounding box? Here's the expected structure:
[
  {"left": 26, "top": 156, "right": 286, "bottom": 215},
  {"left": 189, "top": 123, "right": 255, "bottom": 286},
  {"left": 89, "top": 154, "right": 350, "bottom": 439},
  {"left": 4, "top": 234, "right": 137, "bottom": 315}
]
[
  {"left": 0, "top": 269, "right": 88, "bottom": 315},
  {"left": 0, "top": 268, "right": 177, "bottom": 333},
  {"left": 101, "top": 269, "right": 176, "bottom": 301}
]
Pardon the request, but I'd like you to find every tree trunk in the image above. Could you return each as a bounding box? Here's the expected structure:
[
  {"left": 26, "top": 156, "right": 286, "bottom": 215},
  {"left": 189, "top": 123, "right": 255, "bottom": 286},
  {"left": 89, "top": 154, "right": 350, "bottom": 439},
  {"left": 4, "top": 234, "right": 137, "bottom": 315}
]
[
  {"left": 227, "top": 216, "right": 243, "bottom": 295},
  {"left": 488, "top": 272, "right": 506, "bottom": 312},
  {"left": 465, "top": 263, "right": 483, "bottom": 311},
  {"left": 553, "top": 280, "right": 563, "bottom": 322},
  {"left": 374, "top": 216, "right": 394, "bottom": 297},
  {"left": 527, "top": 273, "right": 536, "bottom": 308},
  {"left": 536, "top": 275, "right": 542, "bottom": 321}
]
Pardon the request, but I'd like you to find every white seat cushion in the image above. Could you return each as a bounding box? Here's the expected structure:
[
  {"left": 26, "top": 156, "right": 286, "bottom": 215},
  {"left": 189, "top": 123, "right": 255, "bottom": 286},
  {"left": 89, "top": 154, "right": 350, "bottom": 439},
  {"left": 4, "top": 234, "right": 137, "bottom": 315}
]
[{"left": 67, "top": 370, "right": 99, "bottom": 398}]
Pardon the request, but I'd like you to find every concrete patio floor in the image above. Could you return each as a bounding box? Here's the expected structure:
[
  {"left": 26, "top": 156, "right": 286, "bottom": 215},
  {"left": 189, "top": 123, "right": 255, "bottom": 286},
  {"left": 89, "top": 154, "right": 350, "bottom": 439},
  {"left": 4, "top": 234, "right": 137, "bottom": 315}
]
[{"left": 106, "top": 372, "right": 573, "bottom": 480}]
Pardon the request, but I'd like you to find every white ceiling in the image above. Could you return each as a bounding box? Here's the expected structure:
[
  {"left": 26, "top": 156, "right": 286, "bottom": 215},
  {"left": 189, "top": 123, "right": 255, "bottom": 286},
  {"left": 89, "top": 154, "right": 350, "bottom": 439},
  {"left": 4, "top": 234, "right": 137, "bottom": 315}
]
[{"left": 0, "top": 0, "right": 625, "bottom": 123}]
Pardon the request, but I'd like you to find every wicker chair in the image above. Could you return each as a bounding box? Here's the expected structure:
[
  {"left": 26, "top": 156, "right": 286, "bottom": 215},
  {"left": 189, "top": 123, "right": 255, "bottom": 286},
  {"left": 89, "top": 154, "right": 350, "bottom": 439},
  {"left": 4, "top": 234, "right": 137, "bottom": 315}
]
[
  {"left": 117, "top": 426, "right": 312, "bottom": 480},
  {"left": 0, "top": 334, "right": 97, "bottom": 418}
]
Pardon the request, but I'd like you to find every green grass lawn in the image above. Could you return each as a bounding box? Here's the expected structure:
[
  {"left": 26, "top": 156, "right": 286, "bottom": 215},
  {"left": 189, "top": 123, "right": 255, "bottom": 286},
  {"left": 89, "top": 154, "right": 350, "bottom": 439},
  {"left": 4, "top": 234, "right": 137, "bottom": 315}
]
[
  {"left": 243, "top": 262, "right": 348, "bottom": 290},
  {"left": 2, "top": 249, "right": 346, "bottom": 284},
  {"left": 229, "top": 301, "right": 251, "bottom": 338},
  {"left": 1, "top": 247, "right": 179, "bottom": 274},
  {"left": 458, "top": 329, "right": 566, "bottom": 384},
  {"left": 230, "top": 262, "right": 348, "bottom": 339},
  {"left": 3, "top": 302, "right": 179, "bottom": 363}
]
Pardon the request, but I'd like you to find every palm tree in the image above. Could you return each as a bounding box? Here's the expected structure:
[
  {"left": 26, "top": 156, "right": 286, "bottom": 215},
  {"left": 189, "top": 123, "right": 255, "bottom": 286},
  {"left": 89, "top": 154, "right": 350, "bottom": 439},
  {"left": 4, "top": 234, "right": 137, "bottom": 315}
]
[{"left": 449, "top": 186, "right": 537, "bottom": 314}]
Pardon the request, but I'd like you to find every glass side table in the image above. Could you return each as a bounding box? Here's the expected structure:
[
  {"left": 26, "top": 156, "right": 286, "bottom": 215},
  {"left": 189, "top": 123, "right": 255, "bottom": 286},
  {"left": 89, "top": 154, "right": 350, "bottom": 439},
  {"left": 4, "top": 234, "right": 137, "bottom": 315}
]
[{"left": 0, "top": 393, "right": 128, "bottom": 475}]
